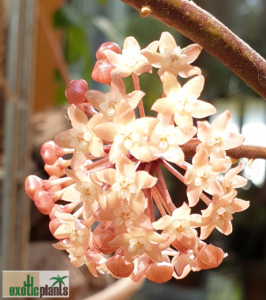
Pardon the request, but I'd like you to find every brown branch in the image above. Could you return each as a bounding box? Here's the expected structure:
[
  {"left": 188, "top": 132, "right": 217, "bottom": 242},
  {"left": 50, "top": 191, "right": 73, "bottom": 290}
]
[
  {"left": 182, "top": 143, "right": 266, "bottom": 160},
  {"left": 120, "top": 0, "right": 266, "bottom": 99}
]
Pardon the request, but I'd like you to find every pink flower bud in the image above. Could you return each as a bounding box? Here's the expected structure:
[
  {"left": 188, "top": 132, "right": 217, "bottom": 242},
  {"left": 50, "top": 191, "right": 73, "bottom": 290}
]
[
  {"left": 49, "top": 218, "right": 63, "bottom": 235},
  {"left": 65, "top": 79, "right": 88, "bottom": 105},
  {"left": 146, "top": 262, "right": 174, "bottom": 283},
  {"left": 44, "top": 158, "right": 70, "bottom": 177},
  {"left": 25, "top": 175, "right": 43, "bottom": 200},
  {"left": 41, "top": 141, "right": 60, "bottom": 165},
  {"left": 34, "top": 190, "right": 56, "bottom": 215},
  {"left": 106, "top": 255, "right": 134, "bottom": 278},
  {"left": 96, "top": 42, "right": 121, "bottom": 60},
  {"left": 92, "top": 228, "right": 118, "bottom": 255},
  {"left": 196, "top": 244, "right": 225, "bottom": 270},
  {"left": 49, "top": 204, "right": 65, "bottom": 220},
  {"left": 91, "top": 59, "right": 115, "bottom": 85}
]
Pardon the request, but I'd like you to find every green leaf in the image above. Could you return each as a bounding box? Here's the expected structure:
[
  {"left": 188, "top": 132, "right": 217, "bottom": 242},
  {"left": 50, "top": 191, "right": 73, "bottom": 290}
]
[{"left": 53, "top": 5, "right": 84, "bottom": 29}]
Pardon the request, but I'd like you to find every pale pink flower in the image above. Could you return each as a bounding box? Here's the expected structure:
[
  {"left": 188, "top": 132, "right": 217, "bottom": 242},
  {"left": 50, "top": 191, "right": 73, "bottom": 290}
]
[
  {"left": 85, "top": 74, "right": 145, "bottom": 122},
  {"left": 94, "top": 199, "right": 139, "bottom": 235},
  {"left": 197, "top": 110, "right": 245, "bottom": 158},
  {"left": 53, "top": 211, "right": 90, "bottom": 257},
  {"left": 54, "top": 105, "right": 105, "bottom": 169},
  {"left": 221, "top": 163, "right": 247, "bottom": 194},
  {"left": 62, "top": 169, "right": 104, "bottom": 220},
  {"left": 200, "top": 190, "right": 250, "bottom": 239},
  {"left": 93, "top": 100, "right": 158, "bottom": 163},
  {"left": 152, "top": 72, "right": 216, "bottom": 131},
  {"left": 149, "top": 116, "right": 197, "bottom": 164},
  {"left": 153, "top": 202, "right": 209, "bottom": 250},
  {"left": 142, "top": 31, "right": 202, "bottom": 79},
  {"left": 108, "top": 214, "right": 168, "bottom": 264},
  {"left": 184, "top": 147, "right": 231, "bottom": 206},
  {"left": 104, "top": 37, "right": 158, "bottom": 77},
  {"left": 96, "top": 155, "right": 157, "bottom": 213}
]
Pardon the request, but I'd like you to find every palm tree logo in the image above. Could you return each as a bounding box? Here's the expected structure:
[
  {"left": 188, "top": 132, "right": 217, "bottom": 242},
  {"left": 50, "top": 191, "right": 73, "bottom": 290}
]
[{"left": 49, "top": 275, "right": 68, "bottom": 288}]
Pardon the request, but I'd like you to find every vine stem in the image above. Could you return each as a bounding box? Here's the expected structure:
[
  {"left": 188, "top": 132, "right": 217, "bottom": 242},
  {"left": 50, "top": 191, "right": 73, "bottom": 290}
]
[
  {"left": 181, "top": 143, "right": 266, "bottom": 160},
  {"left": 132, "top": 73, "right": 145, "bottom": 117},
  {"left": 120, "top": 0, "right": 266, "bottom": 100}
]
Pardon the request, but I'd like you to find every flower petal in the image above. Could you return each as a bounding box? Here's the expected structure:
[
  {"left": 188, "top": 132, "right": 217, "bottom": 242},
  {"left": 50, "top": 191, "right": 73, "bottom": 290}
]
[
  {"left": 181, "top": 44, "right": 203, "bottom": 64},
  {"left": 85, "top": 90, "right": 105, "bottom": 111},
  {"left": 96, "top": 169, "right": 117, "bottom": 185},
  {"left": 135, "top": 117, "right": 159, "bottom": 137},
  {"left": 163, "top": 72, "right": 181, "bottom": 95},
  {"left": 134, "top": 171, "right": 157, "bottom": 189},
  {"left": 116, "top": 101, "right": 135, "bottom": 125},
  {"left": 151, "top": 98, "right": 176, "bottom": 115},
  {"left": 93, "top": 122, "right": 118, "bottom": 142}
]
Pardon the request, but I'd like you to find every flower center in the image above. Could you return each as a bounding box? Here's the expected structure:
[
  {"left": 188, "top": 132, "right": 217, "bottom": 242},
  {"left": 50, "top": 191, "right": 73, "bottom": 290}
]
[
  {"left": 70, "top": 124, "right": 92, "bottom": 149},
  {"left": 111, "top": 174, "right": 137, "bottom": 200},
  {"left": 128, "top": 236, "right": 152, "bottom": 255},
  {"left": 194, "top": 166, "right": 213, "bottom": 186},
  {"left": 212, "top": 206, "right": 234, "bottom": 225},
  {"left": 113, "top": 204, "right": 138, "bottom": 227},
  {"left": 122, "top": 47, "right": 142, "bottom": 68},
  {"left": 115, "top": 124, "right": 140, "bottom": 150},
  {"left": 70, "top": 229, "right": 85, "bottom": 243}
]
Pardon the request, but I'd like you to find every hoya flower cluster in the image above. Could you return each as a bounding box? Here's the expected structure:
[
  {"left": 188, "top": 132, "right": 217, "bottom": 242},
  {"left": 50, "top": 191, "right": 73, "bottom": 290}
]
[{"left": 26, "top": 32, "right": 249, "bottom": 284}]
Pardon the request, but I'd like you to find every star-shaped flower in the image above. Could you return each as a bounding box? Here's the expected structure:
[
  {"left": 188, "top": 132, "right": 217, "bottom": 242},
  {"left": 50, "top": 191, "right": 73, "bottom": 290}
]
[
  {"left": 152, "top": 72, "right": 216, "bottom": 131},
  {"left": 85, "top": 74, "right": 145, "bottom": 122},
  {"left": 184, "top": 147, "right": 231, "bottom": 206},
  {"left": 142, "top": 31, "right": 202, "bottom": 79},
  {"left": 108, "top": 214, "right": 168, "bottom": 264},
  {"left": 62, "top": 169, "right": 104, "bottom": 220},
  {"left": 153, "top": 203, "right": 209, "bottom": 250},
  {"left": 93, "top": 100, "right": 158, "bottom": 163},
  {"left": 220, "top": 163, "right": 247, "bottom": 194},
  {"left": 96, "top": 155, "right": 157, "bottom": 213},
  {"left": 54, "top": 105, "right": 105, "bottom": 169},
  {"left": 104, "top": 37, "right": 158, "bottom": 77},
  {"left": 197, "top": 110, "right": 245, "bottom": 158},
  {"left": 200, "top": 190, "right": 249, "bottom": 239},
  {"left": 53, "top": 211, "right": 90, "bottom": 257},
  {"left": 149, "top": 115, "right": 197, "bottom": 164}
]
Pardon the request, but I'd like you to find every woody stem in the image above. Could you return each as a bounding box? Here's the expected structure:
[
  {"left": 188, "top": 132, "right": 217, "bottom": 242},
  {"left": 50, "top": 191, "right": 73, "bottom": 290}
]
[
  {"left": 181, "top": 143, "right": 266, "bottom": 160},
  {"left": 120, "top": 0, "right": 266, "bottom": 100}
]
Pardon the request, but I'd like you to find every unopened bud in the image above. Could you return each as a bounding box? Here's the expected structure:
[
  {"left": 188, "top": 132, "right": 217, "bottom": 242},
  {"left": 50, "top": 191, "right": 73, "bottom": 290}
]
[
  {"left": 25, "top": 175, "right": 43, "bottom": 200},
  {"left": 196, "top": 244, "right": 225, "bottom": 270},
  {"left": 106, "top": 255, "right": 134, "bottom": 277},
  {"left": 34, "top": 190, "right": 56, "bottom": 215},
  {"left": 92, "top": 228, "right": 117, "bottom": 255},
  {"left": 91, "top": 59, "right": 115, "bottom": 85},
  {"left": 96, "top": 42, "right": 121, "bottom": 60},
  {"left": 65, "top": 79, "right": 88, "bottom": 105},
  {"left": 146, "top": 262, "right": 174, "bottom": 283}
]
